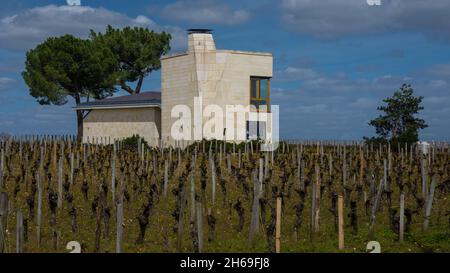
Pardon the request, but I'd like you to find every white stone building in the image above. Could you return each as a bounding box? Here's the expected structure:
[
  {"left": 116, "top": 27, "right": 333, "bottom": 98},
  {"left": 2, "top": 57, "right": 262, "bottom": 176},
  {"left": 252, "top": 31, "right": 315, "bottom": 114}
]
[
  {"left": 75, "top": 92, "right": 161, "bottom": 146},
  {"left": 75, "top": 29, "right": 274, "bottom": 146}
]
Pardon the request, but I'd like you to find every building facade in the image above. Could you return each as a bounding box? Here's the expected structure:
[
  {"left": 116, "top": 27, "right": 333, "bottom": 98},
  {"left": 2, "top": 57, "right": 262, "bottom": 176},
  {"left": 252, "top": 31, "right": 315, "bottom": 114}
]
[
  {"left": 75, "top": 30, "right": 274, "bottom": 146},
  {"left": 161, "top": 29, "right": 273, "bottom": 145},
  {"left": 75, "top": 92, "right": 161, "bottom": 146}
]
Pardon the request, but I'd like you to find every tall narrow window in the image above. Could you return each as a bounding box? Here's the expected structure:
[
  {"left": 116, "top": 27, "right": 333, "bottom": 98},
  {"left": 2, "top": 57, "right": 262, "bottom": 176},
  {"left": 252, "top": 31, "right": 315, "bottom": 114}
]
[
  {"left": 246, "top": 121, "right": 266, "bottom": 140},
  {"left": 250, "top": 77, "right": 270, "bottom": 112}
]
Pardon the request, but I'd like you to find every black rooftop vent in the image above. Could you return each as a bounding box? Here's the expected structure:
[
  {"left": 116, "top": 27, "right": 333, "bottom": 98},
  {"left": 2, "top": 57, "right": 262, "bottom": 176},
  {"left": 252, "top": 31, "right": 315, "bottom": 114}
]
[{"left": 187, "top": 29, "right": 212, "bottom": 34}]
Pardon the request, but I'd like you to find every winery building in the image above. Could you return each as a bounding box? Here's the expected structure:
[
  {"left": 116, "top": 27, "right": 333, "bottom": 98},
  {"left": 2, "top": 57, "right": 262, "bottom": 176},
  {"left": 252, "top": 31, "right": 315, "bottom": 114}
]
[
  {"left": 75, "top": 29, "right": 273, "bottom": 146},
  {"left": 74, "top": 92, "right": 161, "bottom": 147}
]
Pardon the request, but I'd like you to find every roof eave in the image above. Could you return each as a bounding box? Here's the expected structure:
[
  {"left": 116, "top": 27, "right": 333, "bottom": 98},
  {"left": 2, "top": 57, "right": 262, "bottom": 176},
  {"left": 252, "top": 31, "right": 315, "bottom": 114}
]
[{"left": 73, "top": 103, "right": 161, "bottom": 110}]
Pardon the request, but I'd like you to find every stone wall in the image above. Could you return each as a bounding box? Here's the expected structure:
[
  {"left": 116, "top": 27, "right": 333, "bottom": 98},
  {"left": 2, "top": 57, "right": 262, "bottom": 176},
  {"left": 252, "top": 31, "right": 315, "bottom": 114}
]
[
  {"left": 161, "top": 53, "right": 197, "bottom": 143},
  {"left": 82, "top": 107, "right": 161, "bottom": 146}
]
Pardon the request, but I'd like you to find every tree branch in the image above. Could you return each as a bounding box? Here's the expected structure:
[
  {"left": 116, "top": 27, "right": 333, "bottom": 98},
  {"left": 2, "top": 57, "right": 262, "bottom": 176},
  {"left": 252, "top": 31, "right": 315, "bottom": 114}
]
[
  {"left": 135, "top": 75, "right": 144, "bottom": 94},
  {"left": 120, "top": 83, "right": 135, "bottom": 94}
]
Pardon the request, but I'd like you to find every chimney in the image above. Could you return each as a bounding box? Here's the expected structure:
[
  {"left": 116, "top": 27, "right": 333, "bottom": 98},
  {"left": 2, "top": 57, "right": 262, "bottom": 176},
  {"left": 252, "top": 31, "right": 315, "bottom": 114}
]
[{"left": 187, "top": 29, "right": 216, "bottom": 53}]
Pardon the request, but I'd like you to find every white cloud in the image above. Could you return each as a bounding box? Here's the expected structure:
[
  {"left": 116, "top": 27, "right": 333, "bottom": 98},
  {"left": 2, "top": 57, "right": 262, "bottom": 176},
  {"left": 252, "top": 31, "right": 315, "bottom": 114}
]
[
  {"left": 349, "top": 98, "right": 378, "bottom": 108},
  {"left": 161, "top": 0, "right": 250, "bottom": 25},
  {"left": 275, "top": 66, "right": 318, "bottom": 81},
  {"left": 271, "top": 64, "right": 450, "bottom": 140},
  {"left": 0, "top": 120, "right": 14, "bottom": 126},
  {"left": 0, "top": 5, "right": 186, "bottom": 51},
  {"left": 0, "top": 99, "right": 78, "bottom": 135},
  {"left": 296, "top": 104, "right": 328, "bottom": 114},
  {"left": 425, "top": 64, "right": 450, "bottom": 79},
  {"left": 429, "top": 80, "right": 448, "bottom": 88},
  {"left": 133, "top": 15, "right": 155, "bottom": 25},
  {"left": 1, "top": 15, "right": 17, "bottom": 24},
  {"left": 0, "top": 77, "right": 15, "bottom": 91},
  {"left": 424, "top": 96, "right": 450, "bottom": 104},
  {"left": 280, "top": 0, "right": 450, "bottom": 41}
]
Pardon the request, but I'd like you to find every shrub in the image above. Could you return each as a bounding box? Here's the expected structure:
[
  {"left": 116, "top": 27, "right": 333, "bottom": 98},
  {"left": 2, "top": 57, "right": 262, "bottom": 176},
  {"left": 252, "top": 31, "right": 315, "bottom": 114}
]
[{"left": 121, "top": 134, "right": 149, "bottom": 151}]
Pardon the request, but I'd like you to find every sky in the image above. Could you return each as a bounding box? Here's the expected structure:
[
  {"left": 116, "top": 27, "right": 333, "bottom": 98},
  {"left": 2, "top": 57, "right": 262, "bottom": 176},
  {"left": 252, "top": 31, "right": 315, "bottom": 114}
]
[{"left": 0, "top": 0, "right": 449, "bottom": 140}]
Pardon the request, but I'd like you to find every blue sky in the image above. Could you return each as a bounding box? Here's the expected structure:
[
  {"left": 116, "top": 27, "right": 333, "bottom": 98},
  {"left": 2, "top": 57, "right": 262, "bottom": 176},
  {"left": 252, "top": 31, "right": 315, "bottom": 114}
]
[{"left": 0, "top": 0, "right": 449, "bottom": 140}]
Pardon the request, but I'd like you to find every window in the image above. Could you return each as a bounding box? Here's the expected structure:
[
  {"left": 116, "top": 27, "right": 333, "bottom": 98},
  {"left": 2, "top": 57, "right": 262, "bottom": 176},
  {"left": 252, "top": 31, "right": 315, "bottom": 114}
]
[
  {"left": 250, "top": 77, "right": 270, "bottom": 112},
  {"left": 246, "top": 121, "right": 266, "bottom": 140}
]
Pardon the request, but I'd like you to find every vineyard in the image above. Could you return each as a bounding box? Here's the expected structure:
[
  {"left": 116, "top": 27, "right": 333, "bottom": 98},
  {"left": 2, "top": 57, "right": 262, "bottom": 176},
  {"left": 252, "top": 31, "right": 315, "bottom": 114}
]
[{"left": 0, "top": 136, "right": 449, "bottom": 253}]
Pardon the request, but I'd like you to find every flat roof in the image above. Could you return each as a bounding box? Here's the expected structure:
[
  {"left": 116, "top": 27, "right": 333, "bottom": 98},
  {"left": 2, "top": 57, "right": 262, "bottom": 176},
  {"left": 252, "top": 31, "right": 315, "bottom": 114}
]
[
  {"left": 161, "top": 49, "right": 272, "bottom": 60},
  {"left": 188, "top": 29, "right": 213, "bottom": 34},
  {"left": 160, "top": 52, "right": 189, "bottom": 60},
  {"left": 217, "top": 50, "right": 272, "bottom": 57},
  {"left": 74, "top": 91, "right": 161, "bottom": 110}
]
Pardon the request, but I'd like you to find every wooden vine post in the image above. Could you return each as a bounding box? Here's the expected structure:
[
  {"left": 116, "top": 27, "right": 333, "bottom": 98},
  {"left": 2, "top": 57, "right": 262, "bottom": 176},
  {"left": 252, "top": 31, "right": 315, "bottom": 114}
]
[
  {"left": 369, "top": 179, "right": 384, "bottom": 237},
  {"left": 249, "top": 169, "right": 261, "bottom": 245},
  {"left": 338, "top": 195, "right": 344, "bottom": 251},
  {"left": 314, "top": 165, "right": 321, "bottom": 233},
  {"left": 0, "top": 149, "right": 3, "bottom": 188},
  {"left": 259, "top": 158, "right": 264, "bottom": 194},
  {"left": 264, "top": 153, "right": 269, "bottom": 179},
  {"left": 423, "top": 175, "right": 437, "bottom": 231},
  {"left": 0, "top": 192, "right": 8, "bottom": 253},
  {"left": 276, "top": 197, "right": 282, "bottom": 253},
  {"left": 421, "top": 158, "right": 428, "bottom": 202},
  {"left": 116, "top": 202, "right": 123, "bottom": 253},
  {"left": 37, "top": 173, "right": 42, "bottom": 248},
  {"left": 300, "top": 159, "right": 305, "bottom": 192},
  {"left": 384, "top": 159, "right": 389, "bottom": 193},
  {"left": 210, "top": 159, "right": 216, "bottom": 205},
  {"left": 238, "top": 149, "right": 241, "bottom": 168},
  {"left": 70, "top": 152, "right": 74, "bottom": 185},
  {"left": 342, "top": 151, "right": 347, "bottom": 198},
  {"left": 196, "top": 200, "right": 203, "bottom": 253},
  {"left": 177, "top": 183, "right": 187, "bottom": 252},
  {"left": 16, "top": 210, "right": 23, "bottom": 253},
  {"left": 58, "top": 157, "right": 63, "bottom": 208},
  {"left": 164, "top": 160, "right": 168, "bottom": 197},
  {"left": 111, "top": 154, "right": 116, "bottom": 204},
  {"left": 310, "top": 166, "right": 317, "bottom": 239},
  {"left": 399, "top": 193, "right": 405, "bottom": 242},
  {"left": 1, "top": 148, "right": 4, "bottom": 176},
  {"left": 190, "top": 155, "right": 196, "bottom": 223}
]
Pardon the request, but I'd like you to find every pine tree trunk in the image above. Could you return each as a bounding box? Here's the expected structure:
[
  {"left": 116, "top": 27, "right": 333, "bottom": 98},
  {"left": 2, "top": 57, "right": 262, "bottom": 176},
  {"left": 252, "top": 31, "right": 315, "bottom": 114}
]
[
  {"left": 76, "top": 110, "right": 83, "bottom": 141},
  {"left": 75, "top": 95, "right": 83, "bottom": 141}
]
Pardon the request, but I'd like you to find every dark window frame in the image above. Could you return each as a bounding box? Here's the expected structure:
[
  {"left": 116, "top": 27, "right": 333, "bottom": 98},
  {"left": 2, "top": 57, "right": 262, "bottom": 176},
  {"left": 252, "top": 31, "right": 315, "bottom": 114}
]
[{"left": 250, "top": 76, "right": 271, "bottom": 112}]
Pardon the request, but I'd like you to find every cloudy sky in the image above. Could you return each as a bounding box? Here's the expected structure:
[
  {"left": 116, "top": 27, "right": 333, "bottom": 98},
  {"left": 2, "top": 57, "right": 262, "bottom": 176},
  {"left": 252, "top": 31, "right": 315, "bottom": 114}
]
[{"left": 0, "top": 0, "right": 449, "bottom": 140}]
